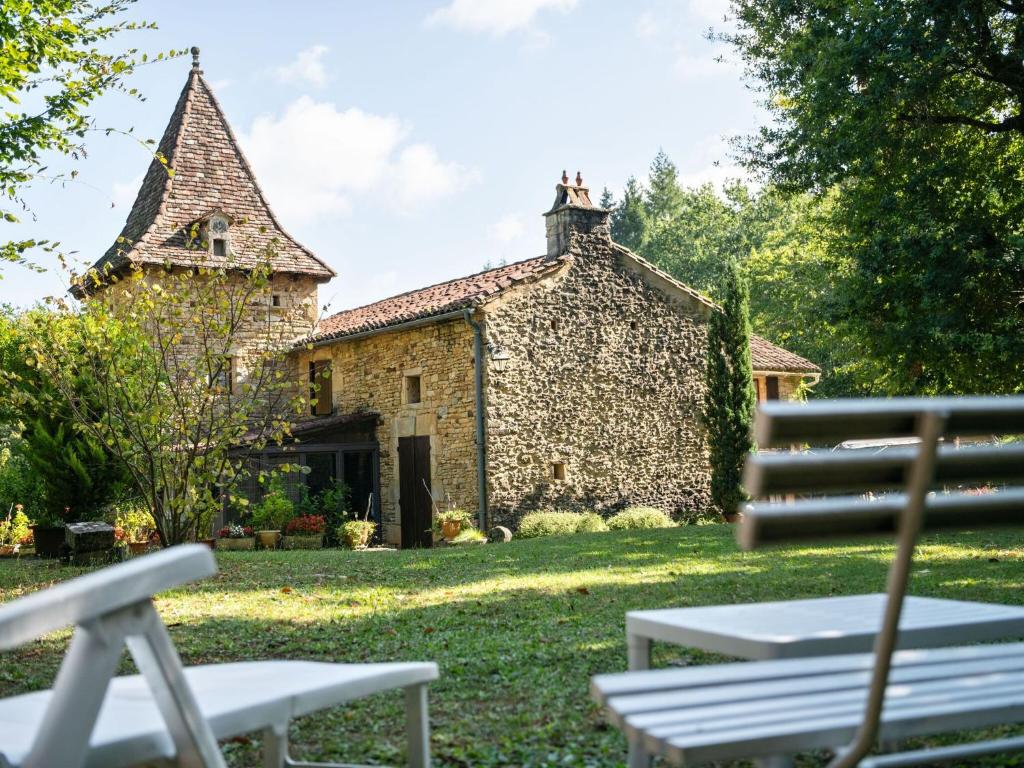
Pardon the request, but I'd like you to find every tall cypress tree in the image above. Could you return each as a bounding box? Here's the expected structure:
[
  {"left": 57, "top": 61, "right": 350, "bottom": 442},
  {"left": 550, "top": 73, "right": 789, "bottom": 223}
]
[
  {"left": 704, "top": 259, "right": 756, "bottom": 519},
  {"left": 611, "top": 176, "right": 649, "bottom": 252}
]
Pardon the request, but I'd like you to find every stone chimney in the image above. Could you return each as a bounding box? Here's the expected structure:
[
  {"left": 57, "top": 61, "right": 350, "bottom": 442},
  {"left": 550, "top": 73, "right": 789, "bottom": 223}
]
[{"left": 543, "top": 170, "right": 611, "bottom": 257}]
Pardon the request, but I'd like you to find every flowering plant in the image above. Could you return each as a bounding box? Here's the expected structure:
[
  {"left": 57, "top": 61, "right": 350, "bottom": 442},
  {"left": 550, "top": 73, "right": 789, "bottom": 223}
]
[
  {"left": 217, "top": 524, "right": 253, "bottom": 539},
  {"left": 285, "top": 514, "right": 326, "bottom": 535}
]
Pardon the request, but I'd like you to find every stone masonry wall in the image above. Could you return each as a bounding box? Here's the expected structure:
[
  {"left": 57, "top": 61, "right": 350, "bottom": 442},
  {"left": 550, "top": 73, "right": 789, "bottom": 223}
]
[
  {"left": 295, "top": 321, "right": 478, "bottom": 545},
  {"left": 481, "top": 229, "right": 714, "bottom": 528}
]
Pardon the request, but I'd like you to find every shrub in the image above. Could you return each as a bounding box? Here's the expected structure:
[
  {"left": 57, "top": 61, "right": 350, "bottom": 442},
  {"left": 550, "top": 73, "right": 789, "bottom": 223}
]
[
  {"left": 517, "top": 510, "right": 608, "bottom": 538},
  {"left": 285, "top": 514, "right": 326, "bottom": 535},
  {"left": 217, "top": 524, "right": 253, "bottom": 539},
  {"left": 115, "top": 501, "right": 155, "bottom": 543},
  {"left": 0, "top": 506, "right": 31, "bottom": 546},
  {"left": 251, "top": 479, "right": 295, "bottom": 532},
  {"left": 575, "top": 512, "right": 609, "bottom": 533},
  {"left": 450, "top": 527, "right": 486, "bottom": 545},
  {"left": 607, "top": 506, "right": 676, "bottom": 530},
  {"left": 339, "top": 520, "right": 375, "bottom": 549}
]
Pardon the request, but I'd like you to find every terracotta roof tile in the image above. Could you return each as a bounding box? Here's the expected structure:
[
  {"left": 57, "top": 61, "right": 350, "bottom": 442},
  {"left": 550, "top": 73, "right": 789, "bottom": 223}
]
[
  {"left": 82, "top": 64, "right": 333, "bottom": 288},
  {"left": 305, "top": 256, "right": 564, "bottom": 343},
  {"left": 750, "top": 334, "right": 820, "bottom": 373}
]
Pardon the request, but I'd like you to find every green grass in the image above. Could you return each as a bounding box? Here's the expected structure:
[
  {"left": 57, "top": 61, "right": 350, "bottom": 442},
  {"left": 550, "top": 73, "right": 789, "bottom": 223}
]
[{"left": 1, "top": 525, "right": 1023, "bottom": 766}]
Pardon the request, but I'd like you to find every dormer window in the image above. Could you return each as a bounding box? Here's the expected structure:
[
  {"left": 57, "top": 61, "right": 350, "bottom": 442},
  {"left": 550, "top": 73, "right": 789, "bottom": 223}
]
[{"left": 204, "top": 213, "right": 231, "bottom": 258}]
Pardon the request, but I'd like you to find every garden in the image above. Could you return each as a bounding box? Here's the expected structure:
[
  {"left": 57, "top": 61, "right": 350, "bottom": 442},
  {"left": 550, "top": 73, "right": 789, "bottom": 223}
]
[{"left": 1, "top": 525, "right": 1021, "bottom": 766}]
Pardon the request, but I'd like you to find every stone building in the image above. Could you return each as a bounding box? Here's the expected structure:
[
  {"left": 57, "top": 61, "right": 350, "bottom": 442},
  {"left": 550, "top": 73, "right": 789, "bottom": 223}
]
[{"left": 82, "top": 55, "right": 819, "bottom": 546}]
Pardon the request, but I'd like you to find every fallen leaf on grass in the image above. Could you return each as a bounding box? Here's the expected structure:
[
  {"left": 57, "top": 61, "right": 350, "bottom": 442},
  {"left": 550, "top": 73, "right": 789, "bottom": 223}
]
[{"left": 576, "top": 587, "right": 590, "bottom": 595}]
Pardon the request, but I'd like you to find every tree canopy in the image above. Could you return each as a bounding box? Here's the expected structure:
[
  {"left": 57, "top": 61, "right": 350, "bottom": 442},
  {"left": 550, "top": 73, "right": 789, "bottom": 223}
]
[{"left": 726, "top": 0, "right": 1024, "bottom": 394}]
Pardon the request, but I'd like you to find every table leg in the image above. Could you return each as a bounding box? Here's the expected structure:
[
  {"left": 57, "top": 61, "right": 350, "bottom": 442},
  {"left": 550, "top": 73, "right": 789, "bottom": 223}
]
[{"left": 627, "top": 634, "right": 653, "bottom": 768}]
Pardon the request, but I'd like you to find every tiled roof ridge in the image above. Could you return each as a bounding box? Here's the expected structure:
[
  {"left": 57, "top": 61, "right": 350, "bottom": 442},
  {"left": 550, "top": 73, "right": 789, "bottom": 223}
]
[
  {"left": 193, "top": 73, "right": 335, "bottom": 277},
  {"left": 329, "top": 254, "right": 552, "bottom": 318}
]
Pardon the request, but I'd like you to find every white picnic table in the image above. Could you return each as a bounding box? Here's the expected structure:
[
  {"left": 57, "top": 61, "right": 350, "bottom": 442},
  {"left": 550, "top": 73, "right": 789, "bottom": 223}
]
[{"left": 624, "top": 593, "right": 1024, "bottom": 768}]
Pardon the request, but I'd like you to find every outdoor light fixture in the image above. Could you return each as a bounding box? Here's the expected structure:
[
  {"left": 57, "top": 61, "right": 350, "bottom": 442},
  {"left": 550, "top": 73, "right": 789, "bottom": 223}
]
[{"left": 489, "top": 344, "right": 511, "bottom": 373}]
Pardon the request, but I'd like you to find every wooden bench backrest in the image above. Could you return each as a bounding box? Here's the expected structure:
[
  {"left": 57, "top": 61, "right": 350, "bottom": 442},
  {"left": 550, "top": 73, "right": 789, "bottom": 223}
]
[{"left": 739, "top": 396, "right": 1024, "bottom": 550}]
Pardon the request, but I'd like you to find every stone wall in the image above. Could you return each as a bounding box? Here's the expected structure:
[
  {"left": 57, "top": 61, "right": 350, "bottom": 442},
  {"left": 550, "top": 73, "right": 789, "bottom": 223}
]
[
  {"left": 753, "top": 373, "right": 805, "bottom": 403},
  {"left": 295, "top": 320, "right": 479, "bottom": 545},
  {"left": 480, "top": 228, "right": 715, "bottom": 527}
]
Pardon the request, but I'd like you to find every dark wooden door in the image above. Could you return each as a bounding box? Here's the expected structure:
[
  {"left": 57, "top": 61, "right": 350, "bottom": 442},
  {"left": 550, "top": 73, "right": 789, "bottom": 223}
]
[{"left": 398, "top": 436, "right": 432, "bottom": 548}]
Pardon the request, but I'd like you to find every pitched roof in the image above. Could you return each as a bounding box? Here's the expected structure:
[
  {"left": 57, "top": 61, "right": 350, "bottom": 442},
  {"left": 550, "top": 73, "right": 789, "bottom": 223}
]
[
  {"left": 305, "top": 255, "right": 566, "bottom": 343},
  {"left": 80, "top": 59, "right": 333, "bottom": 289},
  {"left": 750, "top": 334, "right": 820, "bottom": 374},
  {"left": 304, "top": 253, "right": 820, "bottom": 374}
]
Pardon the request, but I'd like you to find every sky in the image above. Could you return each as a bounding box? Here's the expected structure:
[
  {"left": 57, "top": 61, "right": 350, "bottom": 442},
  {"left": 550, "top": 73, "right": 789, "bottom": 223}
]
[{"left": 5, "top": 0, "right": 760, "bottom": 315}]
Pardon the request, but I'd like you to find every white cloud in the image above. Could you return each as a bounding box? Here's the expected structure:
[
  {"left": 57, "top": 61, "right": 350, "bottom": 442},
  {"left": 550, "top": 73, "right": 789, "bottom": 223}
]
[
  {"left": 492, "top": 213, "right": 526, "bottom": 244},
  {"left": 274, "top": 45, "right": 330, "bottom": 88},
  {"left": 239, "top": 97, "right": 478, "bottom": 223},
  {"left": 676, "top": 135, "right": 749, "bottom": 189},
  {"left": 427, "top": 0, "right": 578, "bottom": 36},
  {"left": 673, "top": 47, "right": 739, "bottom": 80},
  {"left": 635, "top": 11, "right": 659, "bottom": 39}
]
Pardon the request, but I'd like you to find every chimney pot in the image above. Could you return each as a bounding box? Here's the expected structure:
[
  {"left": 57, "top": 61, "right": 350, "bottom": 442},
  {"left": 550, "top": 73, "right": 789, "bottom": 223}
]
[
  {"left": 575, "top": 171, "right": 583, "bottom": 186},
  {"left": 561, "top": 170, "right": 569, "bottom": 185}
]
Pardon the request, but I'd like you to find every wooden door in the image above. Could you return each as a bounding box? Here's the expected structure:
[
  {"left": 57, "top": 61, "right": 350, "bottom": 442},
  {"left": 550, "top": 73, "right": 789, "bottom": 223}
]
[{"left": 398, "top": 436, "right": 433, "bottom": 548}]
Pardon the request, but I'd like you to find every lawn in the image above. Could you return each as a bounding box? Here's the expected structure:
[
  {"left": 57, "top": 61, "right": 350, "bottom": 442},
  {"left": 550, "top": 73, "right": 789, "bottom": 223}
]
[{"left": 1, "top": 525, "right": 1023, "bottom": 767}]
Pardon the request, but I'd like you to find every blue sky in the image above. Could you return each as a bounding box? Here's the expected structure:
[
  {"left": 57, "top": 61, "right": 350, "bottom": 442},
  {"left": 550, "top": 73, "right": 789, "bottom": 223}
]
[{"left": 6, "top": 0, "right": 759, "bottom": 314}]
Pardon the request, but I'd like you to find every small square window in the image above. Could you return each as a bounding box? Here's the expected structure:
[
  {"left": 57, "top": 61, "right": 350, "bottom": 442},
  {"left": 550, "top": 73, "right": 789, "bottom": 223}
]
[
  {"left": 405, "top": 374, "right": 421, "bottom": 405},
  {"left": 551, "top": 461, "right": 566, "bottom": 482},
  {"left": 271, "top": 294, "right": 281, "bottom": 307},
  {"left": 212, "top": 238, "right": 227, "bottom": 257},
  {"left": 550, "top": 318, "right": 559, "bottom": 331}
]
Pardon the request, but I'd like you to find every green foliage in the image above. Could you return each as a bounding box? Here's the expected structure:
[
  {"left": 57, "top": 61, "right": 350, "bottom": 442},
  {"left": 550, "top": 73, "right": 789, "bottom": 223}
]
[
  {"left": 449, "top": 527, "right": 486, "bottom": 545},
  {"left": 704, "top": 261, "right": 756, "bottom": 518},
  {"left": 436, "top": 508, "right": 473, "bottom": 526},
  {"left": 726, "top": 0, "right": 1024, "bottom": 394},
  {"left": 31, "top": 256, "right": 308, "bottom": 545},
  {"left": 0, "top": 505, "right": 30, "bottom": 546},
  {"left": 113, "top": 500, "right": 153, "bottom": 542},
  {"left": 0, "top": 441, "right": 46, "bottom": 521},
  {"left": 606, "top": 506, "right": 675, "bottom": 530},
  {"left": 338, "top": 519, "right": 375, "bottom": 550},
  {"left": 251, "top": 479, "right": 295, "bottom": 533},
  {"left": 0, "top": 1, "right": 171, "bottom": 272},
  {"left": 517, "top": 510, "right": 605, "bottom": 538},
  {"left": 574, "top": 511, "right": 609, "bottom": 533}
]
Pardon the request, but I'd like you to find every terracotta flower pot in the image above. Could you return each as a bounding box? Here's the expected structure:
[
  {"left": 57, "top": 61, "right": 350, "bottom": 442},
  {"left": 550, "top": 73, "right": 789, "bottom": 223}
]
[
  {"left": 441, "top": 520, "right": 462, "bottom": 541},
  {"left": 199, "top": 538, "right": 216, "bottom": 550},
  {"left": 128, "top": 541, "right": 150, "bottom": 556},
  {"left": 257, "top": 530, "right": 280, "bottom": 549},
  {"left": 0, "top": 545, "right": 14, "bottom": 557}
]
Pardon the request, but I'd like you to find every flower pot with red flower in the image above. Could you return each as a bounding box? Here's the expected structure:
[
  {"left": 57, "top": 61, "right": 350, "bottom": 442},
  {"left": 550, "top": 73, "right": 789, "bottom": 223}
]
[{"left": 282, "top": 515, "right": 326, "bottom": 549}]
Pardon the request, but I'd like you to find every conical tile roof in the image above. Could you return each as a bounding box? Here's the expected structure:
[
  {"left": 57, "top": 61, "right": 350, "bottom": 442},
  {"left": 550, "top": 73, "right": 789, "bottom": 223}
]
[{"left": 83, "top": 55, "right": 334, "bottom": 288}]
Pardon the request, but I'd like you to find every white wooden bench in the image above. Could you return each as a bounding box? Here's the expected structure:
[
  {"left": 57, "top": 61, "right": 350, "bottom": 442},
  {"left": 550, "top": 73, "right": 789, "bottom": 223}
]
[
  {"left": 0, "top": 544, "right": 438, "bottom": 768},
  {"left": 593, "top": 396, "right": 1024, "bottom": 767}
]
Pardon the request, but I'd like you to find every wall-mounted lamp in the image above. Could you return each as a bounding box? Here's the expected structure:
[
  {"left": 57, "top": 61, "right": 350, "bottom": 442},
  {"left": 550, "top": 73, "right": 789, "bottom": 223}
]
[{"left": 489, "top": 344, "right": 511, "bottom": 373}]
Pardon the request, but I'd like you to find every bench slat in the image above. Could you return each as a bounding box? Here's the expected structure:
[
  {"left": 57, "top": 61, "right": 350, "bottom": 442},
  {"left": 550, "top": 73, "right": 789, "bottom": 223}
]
[
  {"left": 745, "top": 443, "right": 1024, "bottom": 497},
  {"left": 754, "top": 396, "right": 1024, "bottom": 447},
  {"left": 737, "top": 487, "right": 1024, "bottom": 549}
]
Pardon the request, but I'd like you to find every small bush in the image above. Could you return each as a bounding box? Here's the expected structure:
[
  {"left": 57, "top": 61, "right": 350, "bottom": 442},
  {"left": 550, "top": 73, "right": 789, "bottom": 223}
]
[
  {"left": 450, "top": 527, "right": 486, "bottom": 545},
  {"left": 517, "top": 511, "right": 580, "bottom": 538},
  {"left": 575, "top": 512, "right": 609, "bottom": 533},
  {"left": 518, "top": 510, "right": 608, "bottom": 538},
  {"left": 607, "top": 506, "right": 676, "bottom": 530}
]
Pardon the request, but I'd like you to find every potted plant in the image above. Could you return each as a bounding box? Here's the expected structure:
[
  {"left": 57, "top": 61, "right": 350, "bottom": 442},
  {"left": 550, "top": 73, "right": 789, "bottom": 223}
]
[
  {"left": 0, "top": 505, "right": 31, "bottom": 557},
  {"left": 339, "top": 519, "right": 375, "bottom": 550},
  {"left": 251, "top": 479, "right": 294, "bottom": 549},
  {"left": 31, "top": 505, "right": 70, "bottom": 559},
  {"left": 217, "top": 524, "right": 255, "bottom": 551},
  {"left": 115, "top": 503, "right": 155, "bottom": 555},
  {"left": 282, "top": 515, "right": 326, "bottom": 549},
  {"left": 435, "top": 508, "right": 473, "bottom": 542}
]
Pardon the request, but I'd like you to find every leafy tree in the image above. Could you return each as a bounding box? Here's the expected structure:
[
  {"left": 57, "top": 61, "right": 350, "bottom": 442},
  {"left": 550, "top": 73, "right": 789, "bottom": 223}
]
[
  {"left": 0, "top": 307, "right": 127, "bottom": 522},
  {"left": 30, "top": 253, "right": 308, "bottom": 545},
  {"left": 726, "top": 0, "right": 1024, "bottom": 394},
  {"left": 703, "top": 260, "right": 755, "bottom": 519},
  {"left": 1, "top": 0, "right": 167, "bottom": 272}
]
